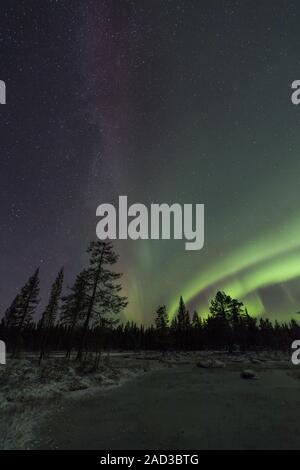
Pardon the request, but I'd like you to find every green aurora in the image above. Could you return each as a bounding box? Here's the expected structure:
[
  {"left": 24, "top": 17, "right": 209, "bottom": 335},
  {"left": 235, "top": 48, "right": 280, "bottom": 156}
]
[
  {"left": 105, "top": 3, "right": 300, "bottom": 325},
  {"left": 3, "top": 2, "right": 300, "bottom": 327},
  {"left": 168, "top": 214, "right": 300, "bottom": 320}
]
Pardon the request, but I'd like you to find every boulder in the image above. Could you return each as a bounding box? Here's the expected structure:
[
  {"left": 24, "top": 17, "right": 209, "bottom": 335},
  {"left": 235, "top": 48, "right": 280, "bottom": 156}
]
[
  {"left": 250, "top": 358, "right": 261, "bottom": 364},
  {"left": 196, "top": 359, "right": 213, "bottom": 368},
  {"left": 241, "top": 369, "right": 257, "bottom": 380},
  {"left": 197, "top": 359, "right": 225, "bottom": 369}
]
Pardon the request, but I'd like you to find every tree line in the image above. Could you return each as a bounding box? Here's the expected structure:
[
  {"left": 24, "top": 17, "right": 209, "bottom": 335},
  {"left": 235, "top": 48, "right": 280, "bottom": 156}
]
[
  {"left": 1, "top": 241, "right": 127, "bottom": 363},
  {"left": 0, "top": 241, "right": 298, "bottom": 361}
]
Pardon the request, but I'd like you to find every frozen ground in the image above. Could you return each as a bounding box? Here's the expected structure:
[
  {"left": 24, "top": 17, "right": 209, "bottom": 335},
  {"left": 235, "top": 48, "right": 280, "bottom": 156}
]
[
  {"left": 0, "top": 351, "right": 298, "bottom": 450},
  {"left": 0, "top": 352, "right": 158, "bottom": 449}
]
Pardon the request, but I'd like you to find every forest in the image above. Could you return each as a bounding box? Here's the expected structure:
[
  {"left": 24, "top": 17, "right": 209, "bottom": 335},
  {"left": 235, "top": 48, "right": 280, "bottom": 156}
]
[{"left": 0, "top": 240, "right": 299, "bottom": 362}]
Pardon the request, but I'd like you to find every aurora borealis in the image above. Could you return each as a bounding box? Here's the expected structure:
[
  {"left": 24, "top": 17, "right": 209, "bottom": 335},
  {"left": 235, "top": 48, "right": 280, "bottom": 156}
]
[{"left": 2, "top": 1, "right": 300, "bottom": 324}]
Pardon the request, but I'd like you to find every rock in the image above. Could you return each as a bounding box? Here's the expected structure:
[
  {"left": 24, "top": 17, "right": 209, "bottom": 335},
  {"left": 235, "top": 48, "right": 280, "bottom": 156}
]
[
  {"left": 250, "top": 358, "right": 261, "bottom": 364},
  {"left": 196, "top": 359, "right": 213, "bottom": 368},
  {"left": 196, "top": 359, "right": 225, "bottom": 369},
  {"left": 241, "top": 369, "right": 257, "bottom": 380},
  {"left": 231, "top": 357, "right": 244, "bottom": 363}
]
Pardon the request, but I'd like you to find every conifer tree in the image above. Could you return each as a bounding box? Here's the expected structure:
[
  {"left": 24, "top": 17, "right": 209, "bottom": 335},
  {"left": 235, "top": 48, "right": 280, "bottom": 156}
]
[
  {"left": 60, "top": 270, "right": 89, "bottom": 358},
  {"left": 171, "top": 296, "right": 191, "bottom": 348},
  {"left": 209, "top": 291, "right": 232, "bottom": 350},
  {"left": 5, "top": 269, "right": 40, "bottom": 356},
  {"left": 3, "top": 294, "right": 22, "bottom": 328},
  {"left": 39, "top": 268, "right": 64, "bottom": 364},
  {"left": 154, "top": 305, "right": 169, "bottom": 350},
  {"left": 155, "top": 305, "right": 169, "bottom": 330},
  {"left": 177, "top": 296, "right": 190, "bottom": 329},
  {"left": 192, "top": 310, "right": 201, "bottom": 329},
  {"left": 191, "top": 310, "right": 202, "bottom": 349},
  {"left": 76, "top": 241, "right": 127, "bottom": 361}
]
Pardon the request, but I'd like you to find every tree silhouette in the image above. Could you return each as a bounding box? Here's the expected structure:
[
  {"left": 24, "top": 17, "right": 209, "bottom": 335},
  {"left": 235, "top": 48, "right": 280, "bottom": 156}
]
[
  {"left": 39, "top": 268, "right": 64, "bottom": 364},
  {"left": 0, "top": 241, "right": 298, "bottom": 357},
  {"left": 192, "top": 311, "right": 201, "bottom": 329},
  {"left": 155, "top": 305, "right": 168, "bottom": 330},
  {"left": 209, "top": 291, "right": 233, "bottom": 350},
  {"left": 170, "top": 296, "right": 191, "bottom": 349},
  {"left": 154, "top": 305, "right": 169, "bottom": 350},
  {"left": 191, "top": 311, "right": 202, "bottom": 349},
  {"left": 76, "top": 241, "right": 127, "bottom": 361},
  {"left": 5, "top": 269, "right": 40, "bottom": 356},
  {"left": 60, "top": 270, "right": 89, "bottom": 359}
]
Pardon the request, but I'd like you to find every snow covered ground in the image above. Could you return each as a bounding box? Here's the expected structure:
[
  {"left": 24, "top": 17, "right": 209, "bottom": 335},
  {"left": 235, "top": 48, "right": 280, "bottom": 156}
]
[
  {"left": 0, "top": 350, "right": 292, "bottom": 449},
  {"left": 0, "top": 353, "right": 155, "bottom": 449}
]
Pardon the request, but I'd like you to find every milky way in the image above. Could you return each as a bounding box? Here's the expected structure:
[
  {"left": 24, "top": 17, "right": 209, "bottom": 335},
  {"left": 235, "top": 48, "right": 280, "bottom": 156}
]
[{"left": 2, "top": 1, "right": 300, "bottom": 324}]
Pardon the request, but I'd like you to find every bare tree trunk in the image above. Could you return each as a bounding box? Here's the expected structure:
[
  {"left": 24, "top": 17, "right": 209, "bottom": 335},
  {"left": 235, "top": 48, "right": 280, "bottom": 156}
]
[{"left": 77, "top": 250, "right": 104, "bottom": 362}]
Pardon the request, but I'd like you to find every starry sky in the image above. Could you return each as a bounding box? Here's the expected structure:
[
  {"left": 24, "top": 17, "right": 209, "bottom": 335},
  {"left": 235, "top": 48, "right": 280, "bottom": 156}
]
[{"left": 1, "top": 0, "right": 300, "bottom": 324}]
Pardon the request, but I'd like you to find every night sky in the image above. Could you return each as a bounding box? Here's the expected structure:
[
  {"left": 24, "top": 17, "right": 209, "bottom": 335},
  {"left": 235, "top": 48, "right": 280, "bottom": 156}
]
[{"left": 1, "top": 0, "right": 300, "bottom": 324}]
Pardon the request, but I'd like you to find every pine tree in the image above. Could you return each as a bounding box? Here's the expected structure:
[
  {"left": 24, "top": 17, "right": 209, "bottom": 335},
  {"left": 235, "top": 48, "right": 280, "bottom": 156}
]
[
  {"left": 60, "top": 270, "right": 89, "bottom": 359},
  {"left": 259, "top": 317, "right": 274, "bottom": 349},
  {"left": 3, "top": 294, "right": 22, "bottom": 352},
  {"left": 191, "top": 310, "right": 202, "bottom": 350},
  {"left": 209, "top": 291, "right": 232, "bottom": 350},
  {"left": 3, "top": 294, "right": 22, "bottom": 328},
  {"left": 154, "top": 305, "right": 169, "bottom": 350},
  {"left": 171, "top": 296, "right": 191, "bottom": 349},
  {"left": 177, "top": 296, "right": 190, "bottom": 330},
  {"left": 76, "top": 241, "right": 127, "bottom": 361},
  {"left": 155, "top": 305, "right": 169, "bottom": 330},
  {"left": 229, "top": 298, "right": 244, "bottom": 324},
  {"left": 5, "top": 269, "right": 40, "bottom": 356},
  {"left": 192, "top": 310, "right": 201, "bottom": 329},
  {"left": 228, "top": 297, "right": 244, "bottom": 351},
  {"left": 245, "top": 310, "right": 259, "bottom": 351},
  {"left": 209, "top": 291, "right": 232, "bottom": 319},
  {"left": 39, "top": 268, "right": 64, "bottom": 364}
]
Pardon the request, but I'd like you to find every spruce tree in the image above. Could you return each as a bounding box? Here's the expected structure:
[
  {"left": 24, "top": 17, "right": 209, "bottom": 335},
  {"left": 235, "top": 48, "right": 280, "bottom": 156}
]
[
  {"left": 171, "top": 296, "right": 190, "bottom": 349},
  {"left": 192, "top": 310, "right": 201, "bottom": 329},
  {"left": 155, "top": 305, "right": 169, "bottom": 330},
  {"left": 154, "top": 305, "right": 169, "bottom": 350},
  {"left": 209, "top": 291, "right": 232, "bottom": 350},
  {"left": 177, "top": 296, "right": 190, "bottom": 330},
  {"left": 39, "top": 268, "right": 64, "bottom": 364},
  {"left": 76, "top": 241, "right": 127, "bottom": 361},
  {"left": 5, "top": 269, "right": 40, "bottom": 356},
  {"left": 191, "top": 310, "right": 202, "bottom": 350},
  {"left": 60, "top": 270, "right": 89, "bottom": 359},
  {"left": 4, "top": 294, "right": 22, "bottom": 328}
]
